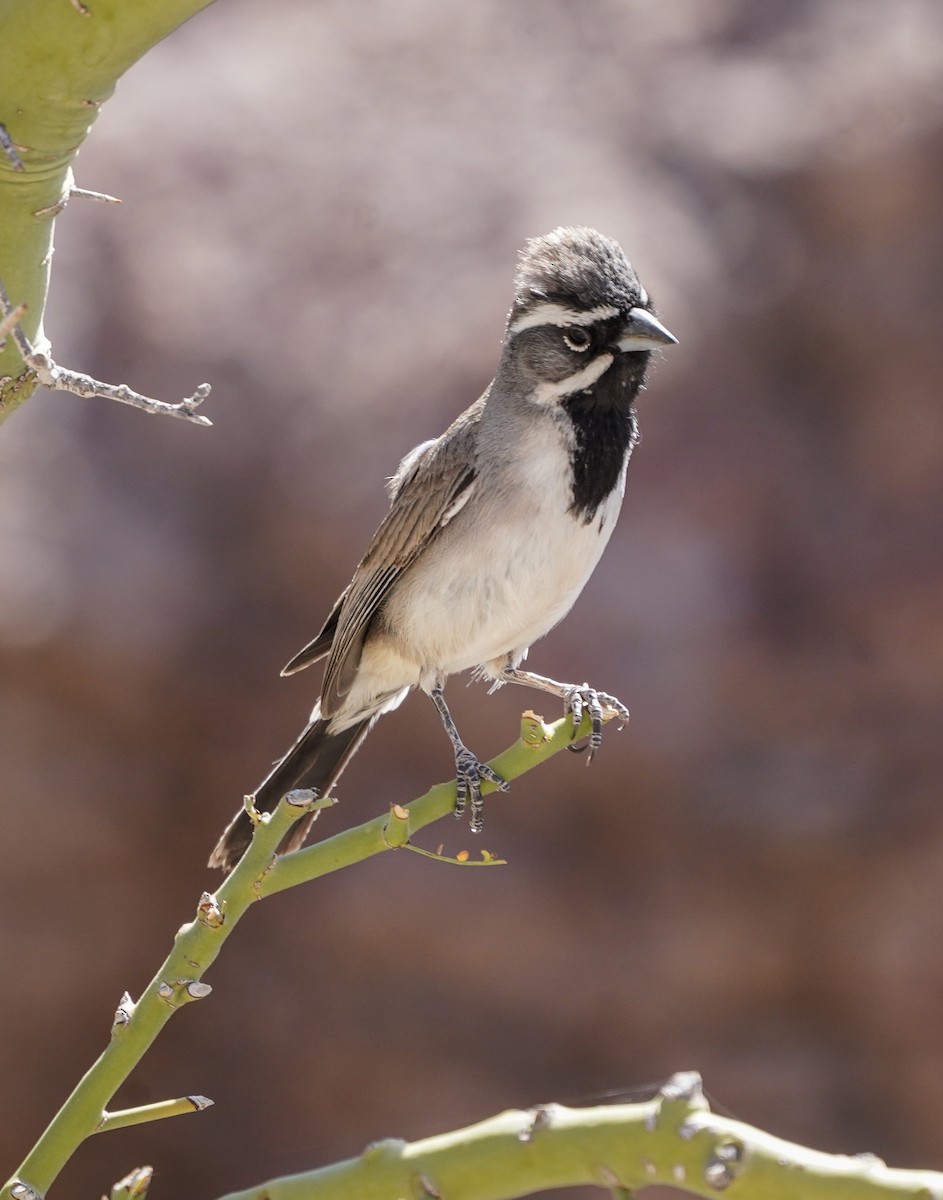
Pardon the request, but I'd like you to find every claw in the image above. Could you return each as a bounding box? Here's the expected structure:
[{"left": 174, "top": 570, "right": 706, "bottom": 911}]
[
  {"left": 586, "top": 690, "right": 604, "bottom": 759},
  {"left": 562, "top": 686, "right": 629, "bottom": 762},
  {"left": 453, "top": 746, "right": 508, "bottom": 832},
  {"left": 568, "top": 687, "right": 584, "bottom": 735}
]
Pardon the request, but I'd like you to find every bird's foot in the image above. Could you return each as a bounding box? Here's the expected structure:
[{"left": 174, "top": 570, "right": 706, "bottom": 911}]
[
  {"left": 453, "top": 745, "right": 509, "bottom": 833},
  {"left": 562, "top": 685, "right": 630, "bottom": 760}
]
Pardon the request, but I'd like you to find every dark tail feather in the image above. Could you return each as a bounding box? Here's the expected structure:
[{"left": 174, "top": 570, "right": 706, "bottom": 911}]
[{"left": 208, "top": 717, "right": 371, "bottom": 871}]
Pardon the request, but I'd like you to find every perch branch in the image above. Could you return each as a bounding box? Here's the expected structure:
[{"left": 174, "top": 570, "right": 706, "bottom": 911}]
[{"left": 256, "top": 710, "right": 584, "bottom": 896}]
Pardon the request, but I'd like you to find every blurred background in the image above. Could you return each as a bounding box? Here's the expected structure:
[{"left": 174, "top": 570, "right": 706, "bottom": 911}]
[{"left": 2, "top": 1, "right": 943, "bottom": 1196}]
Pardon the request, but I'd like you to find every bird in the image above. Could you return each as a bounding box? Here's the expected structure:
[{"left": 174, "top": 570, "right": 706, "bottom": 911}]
[{"left": 209, "top": 226, "right": 676, "bottom": 871}]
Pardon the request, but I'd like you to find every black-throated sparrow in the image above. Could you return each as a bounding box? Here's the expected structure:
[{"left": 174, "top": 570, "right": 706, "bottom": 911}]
[{"left": 209, "top": 227, "right": 676, "bottom": 870}]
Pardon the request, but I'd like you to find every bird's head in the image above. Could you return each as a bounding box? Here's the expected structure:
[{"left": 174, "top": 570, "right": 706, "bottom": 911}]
[{"left": 502, "top": 226, "right": 676, "bottom": 408}]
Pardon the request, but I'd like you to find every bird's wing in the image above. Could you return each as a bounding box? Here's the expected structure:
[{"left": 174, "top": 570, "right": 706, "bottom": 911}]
[
  {"left": 321, "top": 437, "right": 478, "bottom": 713},
  {"left": 280, "top": 595, "right": 346, "bottom": 676},
  {"left": 292, "top": 406, "right": 482, "bottom": 715}
]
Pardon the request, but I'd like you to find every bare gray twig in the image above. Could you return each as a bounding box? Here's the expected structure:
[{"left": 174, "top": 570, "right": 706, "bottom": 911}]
[{"left": 0, "top": 277, "right": 212, "bottom": 426}]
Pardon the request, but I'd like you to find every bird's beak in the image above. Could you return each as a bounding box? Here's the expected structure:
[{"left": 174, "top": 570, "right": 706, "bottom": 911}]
[{"left": 618, "top": 307, "right": 678, "bottom": 352}]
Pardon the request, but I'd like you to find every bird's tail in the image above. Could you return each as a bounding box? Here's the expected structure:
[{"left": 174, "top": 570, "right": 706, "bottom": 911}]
[{"left": 208, "top": 715, "right": 372, "bottom": 871}]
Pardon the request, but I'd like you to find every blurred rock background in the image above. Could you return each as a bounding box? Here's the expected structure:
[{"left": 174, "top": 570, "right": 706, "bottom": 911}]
[{"left": 2, "top": 1, "right": 942, "bottom": 1196}]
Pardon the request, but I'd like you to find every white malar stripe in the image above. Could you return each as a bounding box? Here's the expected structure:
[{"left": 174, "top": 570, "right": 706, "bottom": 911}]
[
  {"left": 439, "top": 481, "right": 476, "bottom": 527},
  {"left": 508, "top": 301, "right": 620, "bottom": 336},
  {"left": 533, "top": 353, "right": 614, "bottom": 405}
]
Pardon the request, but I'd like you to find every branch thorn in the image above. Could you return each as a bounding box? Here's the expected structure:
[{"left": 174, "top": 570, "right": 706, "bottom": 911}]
[{"left": 0, "top": 124, "right": 25, "bottom": 171}]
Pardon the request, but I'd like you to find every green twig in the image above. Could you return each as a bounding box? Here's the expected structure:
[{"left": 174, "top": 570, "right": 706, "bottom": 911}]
[
  {"left": 401, "top": 843, "right": 507, "bottom": 865},
  {"left": 96, "top": 1096, "right": 213, "bottom": 1135}
]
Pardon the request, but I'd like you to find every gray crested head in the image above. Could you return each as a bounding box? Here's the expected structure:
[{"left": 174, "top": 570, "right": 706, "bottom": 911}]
[
  {"left": 495, "top": 227, "right": 677, "bottom": 522},
  {"left": 512, "top": 226, "right": 643, "bottom": 320},
  {"left": 498, "top": 227, "right": 676, "bottom": 410}
]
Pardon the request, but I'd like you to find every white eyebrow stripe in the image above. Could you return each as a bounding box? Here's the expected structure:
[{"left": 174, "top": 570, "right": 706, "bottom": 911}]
[
  {"left": 532, "top": 353, "right": 614, "bottom": 405},
  {"left": 508, "top": 301, "right": 621, "bottom": 336}
]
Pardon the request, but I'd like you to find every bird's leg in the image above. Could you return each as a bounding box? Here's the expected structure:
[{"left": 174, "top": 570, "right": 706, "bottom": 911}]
[
  {"left": 499, "top": 664, "right": 629, "bottom": 761},
  {"left": 429, "top": 685, "right": 509, "bottom": 832}
]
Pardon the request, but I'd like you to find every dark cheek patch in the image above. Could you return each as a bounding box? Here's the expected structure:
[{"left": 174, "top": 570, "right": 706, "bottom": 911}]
[{"left": 518, "top": 327, "right": 592, "bottom": 383}]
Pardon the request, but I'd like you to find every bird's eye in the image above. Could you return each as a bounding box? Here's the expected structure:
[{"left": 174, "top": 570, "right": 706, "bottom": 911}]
[{"left": 562, "top": 326, "right": 592, "bottom": 352}]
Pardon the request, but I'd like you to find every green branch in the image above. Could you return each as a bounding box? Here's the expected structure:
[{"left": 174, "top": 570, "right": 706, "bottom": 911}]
[
  {"left": 0, "top": 0, "right": 215, "bottom": 422},
  {"left": 212, "top": 1072, "right": 943, "bottom": 1200},
  {"left": 0, "top": 711, "right": 587, "bottom": 1200}
]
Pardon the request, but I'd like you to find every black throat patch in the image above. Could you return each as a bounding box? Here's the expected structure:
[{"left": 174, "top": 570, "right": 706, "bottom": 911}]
[{"left": 562, "top": 355, "right": 644, "bottom": 523}]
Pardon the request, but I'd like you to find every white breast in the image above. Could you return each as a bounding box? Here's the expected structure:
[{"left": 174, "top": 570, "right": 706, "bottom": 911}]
[{"left": 385, "top": 417, "right": 626, "bottom": 681}]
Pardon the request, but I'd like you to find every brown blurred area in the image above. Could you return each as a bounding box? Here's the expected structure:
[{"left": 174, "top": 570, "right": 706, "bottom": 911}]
[{"left": 2, "top": 1, "right": 943, "bottom": 1196}]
